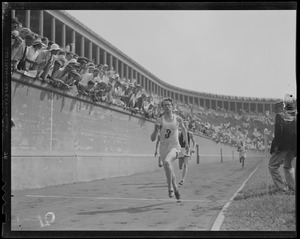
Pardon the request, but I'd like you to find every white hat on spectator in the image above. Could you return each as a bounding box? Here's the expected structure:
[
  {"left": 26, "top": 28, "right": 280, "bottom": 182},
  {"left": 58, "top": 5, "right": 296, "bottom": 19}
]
[
  {"left": 32, "top": 39, "right": 43, "bottom": 46},
  {"left": 49, "top": 43, "right": 60, "bottom": 51},
  {"left": 87, "top": 62, "right": 95, "bottom": 67},
  {"left": 67, "top": 58, "right": 79, "bottom": 65},
  {"left": 88, "top": 65, "right": 96, "bottom": 70},
  {"left": 19, "top": 27, "right": 31, "bottom": 34}
]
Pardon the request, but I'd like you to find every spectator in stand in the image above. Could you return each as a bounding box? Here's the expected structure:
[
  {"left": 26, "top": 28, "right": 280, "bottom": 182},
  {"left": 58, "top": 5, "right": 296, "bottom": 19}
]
[
  {"left": 24, "top": 39, "right": 44, "bottom": 70},
  {"left": 134, "top": 92, "right": 147, "bottom": 113},
  {"left": 100, "top": 64, "right": 110, "bottom": 84},
  {"left": 65, "top": 51, "right": 73, "bottom": 65},
  {"left": 144, "top": 95, "right": 156, "bottom": 118},
  {"left": 47, "top": 41, "right": 54, "bottom": 50},
  {"left": 11, "top": 17, "right": 21, "bottom": 32},
  {"left": 127, "top": 83, "right": 138, "bottom": 108},
  {"left": 90, "top": 81, "right": 108, "bottom": 102},
  {"left": 91, "top": 68, "right": 102, "bottom": 83},
  {"left": 11, "top": 33, "right": 35, "bottom": 71},
  {"left": 77, "top": 57, "right": 89, "bottom": 75},
  {"left": 108, "top": 66, "right": 116, "bottom": 78},
  {"left": 80, "top": 65, "right": 96, "bottom": 86},
  {"left": 73, "top": 53, "right": 79, "bottom": 61},
  {"left": 46, "top": 49, "right": 67, "bottom": 77},
  {"left": 57, "top": 50, "right": 66, "bottom": 61},
  {"left": 58, "top": 66, "right": 78, "bottom": 91},
  {"left": 18, "top": 28, "right": 32, "bottom": 40},
  {"left": 41, "top": 37, "right": 49, "bottom": 49},
  {"left": 11, "top": 18, "right": 21, "bottom": 47},
  {"left": 49, "top": 58, "right": 67, "bottom": 87},
  {"left": 35, "top": 43, "right": 61, "bottom": 81}
]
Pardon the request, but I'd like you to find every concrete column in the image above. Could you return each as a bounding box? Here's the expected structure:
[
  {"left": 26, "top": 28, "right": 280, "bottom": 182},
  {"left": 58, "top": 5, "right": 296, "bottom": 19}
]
[
  {"left": 142, "top": 76, "right": 145, "bottom": 88},
  {"left": 96, "top": 46, "right": 100, "bottom": 65},
  {"left": 103, "top": 51, "right": 107, "bottom": 65},
  {"left": 137, "top": 73, "right": 140, "bottom": 84},
  {"left": 130, "top": 68, "right": 133, "bottom": 80},
  {"left": 235, "top": 102, "right": 237, "bottom": 113},
  {"left": 71, "top": 30, "right": 76, "bottom": 53},
  {"left": 115, "top": 58, "right": 119, "bottom": 74},
  {"left": 89, "top": 41, "right": 92, "bottom": 61},
  {"left": 222, "top": 100, "right": 224, "bottom": 109},
  {"left": 51, "top": 16, "right": 55, "bottom": 42},
  {"left": 149, "top": 80, "right": 152, "bottom": 93},
  {"left": 263, "top": 103, "right": 265, "bottom": 114},
  {"left": 81, "top": 35, "right": 84, "bottom": 57},
  {"left": 61, "top": 24, "right": 66, "bottom": 49},
  {"left": 39, "top": 10, "right": 44, "bottom": 37},
  {"left": 126, "top": 65, "right": 129, "bottom": 80},
  {"left": 25, "top": 10, "right": 30, "bottom": 29},
  {"left": 12, "top": 10, "right": 15, "bottom": 18},
  {"left": 121, "top": 62, "right": 124, "bottom": 78},
  {"left": 255, "top": 103, "right": 258, "bottom": 113},
  {"left": 270, "top": 103, "right": 273, "bottom": 114},
  {"left": 146, "top": 78, "right": 148, "bottom": 92},
  {"left": 109, "top": 54, "right": 113, "bottom": 69}
]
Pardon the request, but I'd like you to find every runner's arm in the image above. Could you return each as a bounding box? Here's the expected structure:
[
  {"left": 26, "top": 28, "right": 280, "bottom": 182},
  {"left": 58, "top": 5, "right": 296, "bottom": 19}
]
[
  {"left": 151, "top": 118, "right": 161, "bottom": 142},
  {"left": 154, "top": 135, "right": 160, "bottom": 156}
]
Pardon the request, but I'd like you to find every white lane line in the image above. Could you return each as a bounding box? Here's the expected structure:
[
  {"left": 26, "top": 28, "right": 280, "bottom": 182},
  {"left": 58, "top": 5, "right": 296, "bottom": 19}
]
[
  {"left": 25, "top": 194, "right": 227, "bottom": 203},
  {"left": 210, "top": 161, "right": 263, "bottom": 231}
]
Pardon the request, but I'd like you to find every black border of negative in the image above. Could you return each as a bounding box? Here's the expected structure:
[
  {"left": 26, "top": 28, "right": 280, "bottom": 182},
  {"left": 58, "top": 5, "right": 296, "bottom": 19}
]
[{"left": 2, "top": 1, "right": 297, "bottom": 238}]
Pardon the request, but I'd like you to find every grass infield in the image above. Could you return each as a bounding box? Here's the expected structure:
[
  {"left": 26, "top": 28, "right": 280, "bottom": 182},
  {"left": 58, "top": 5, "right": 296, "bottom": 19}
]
[{"left": 220, "top": 159, "right": 296, "bottom": 231}]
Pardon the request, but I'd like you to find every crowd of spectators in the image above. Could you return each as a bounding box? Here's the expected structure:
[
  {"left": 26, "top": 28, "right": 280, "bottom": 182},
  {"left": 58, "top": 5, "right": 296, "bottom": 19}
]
[
  {"left": 11, "top": 16, "right": 277, "bottom": 151},
  {"left": 11, "top": 17, "right": 163, "bottom": 120},
  {"left": 176, "top": 103, "right": 276, "bottom": 151}
]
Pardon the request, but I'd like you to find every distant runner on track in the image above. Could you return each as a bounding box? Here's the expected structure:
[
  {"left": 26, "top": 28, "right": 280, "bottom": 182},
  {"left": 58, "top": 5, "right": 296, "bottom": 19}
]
[
  {"left": 237, "top": 141, "right": 246, "bottom": 169},
  {"left": 178, "top": 121, "right": 195, "bottom": 186}
]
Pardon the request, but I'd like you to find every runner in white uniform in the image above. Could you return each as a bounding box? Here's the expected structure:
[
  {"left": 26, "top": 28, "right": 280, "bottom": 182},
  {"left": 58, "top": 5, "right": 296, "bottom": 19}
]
[{"left": 151, "top": 97, "right": 189, "bottom": 200}]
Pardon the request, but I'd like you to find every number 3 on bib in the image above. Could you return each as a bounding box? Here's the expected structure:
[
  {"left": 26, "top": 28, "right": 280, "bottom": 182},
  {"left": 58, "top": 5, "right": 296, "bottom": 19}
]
[{"left": 165, "top": 129, "right": 171, "bottom": 138}]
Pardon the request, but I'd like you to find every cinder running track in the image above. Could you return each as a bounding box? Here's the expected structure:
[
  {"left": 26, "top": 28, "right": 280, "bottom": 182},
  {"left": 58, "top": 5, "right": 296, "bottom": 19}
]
[{"left": 11, "top": 156, "right": 263, "bottom": 231}]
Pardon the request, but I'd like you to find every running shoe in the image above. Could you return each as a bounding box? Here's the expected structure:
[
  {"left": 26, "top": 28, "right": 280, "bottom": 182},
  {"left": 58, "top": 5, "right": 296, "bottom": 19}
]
[
  {"left": 158, "top": 157, "right": 164, "bottom": 167},
  {"left": 174, "top": 189, "right": 181, "bottom": 200},
  {"left": 169, "top": 190, "right": 174, "bottom": 198}
]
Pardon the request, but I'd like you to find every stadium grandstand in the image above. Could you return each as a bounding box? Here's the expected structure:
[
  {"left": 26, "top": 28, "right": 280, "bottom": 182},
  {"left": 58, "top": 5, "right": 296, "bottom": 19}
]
[{"left": 11, "top": 10, "right": 281, "bottom": 114}]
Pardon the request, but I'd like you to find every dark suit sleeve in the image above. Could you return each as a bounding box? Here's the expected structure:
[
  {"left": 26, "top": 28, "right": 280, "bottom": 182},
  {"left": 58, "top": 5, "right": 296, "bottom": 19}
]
[{"left": 270, "top": 114, "right": 284, "bottom": 153}]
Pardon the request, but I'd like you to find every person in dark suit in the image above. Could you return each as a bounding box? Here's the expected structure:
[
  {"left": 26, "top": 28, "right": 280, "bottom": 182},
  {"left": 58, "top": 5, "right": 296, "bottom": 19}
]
[{"left": 268, "top": 99, "right": 296, "bottom": 193}]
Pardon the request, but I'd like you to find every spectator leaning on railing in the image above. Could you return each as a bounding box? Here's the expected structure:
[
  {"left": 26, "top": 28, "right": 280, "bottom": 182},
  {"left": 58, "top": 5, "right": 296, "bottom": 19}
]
[
  {"left": 24, "top": 39, "right": 45, "bottom": 71},
  {"left": 11, "top": 33, "right": 35, "bottom": 71},
  {"left": 35, "top": 43, "right": 61, "bottom": 80},
  {"left": 77, "top": 57, "right": 89, "bottom": 75}
]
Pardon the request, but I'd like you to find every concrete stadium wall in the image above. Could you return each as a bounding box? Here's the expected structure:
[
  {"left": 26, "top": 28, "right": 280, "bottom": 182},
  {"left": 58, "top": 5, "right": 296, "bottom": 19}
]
[{"left": 11, "top": 73, "right": 264, "bottom": 190}]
